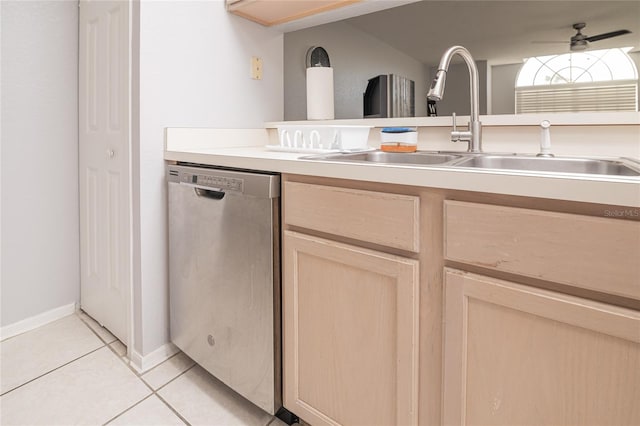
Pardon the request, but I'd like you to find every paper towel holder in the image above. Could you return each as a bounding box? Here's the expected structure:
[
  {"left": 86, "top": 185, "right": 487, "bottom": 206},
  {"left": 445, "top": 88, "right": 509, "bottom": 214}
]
[{"left": 306, "top": 46, "right": 330, "bottom": 68}]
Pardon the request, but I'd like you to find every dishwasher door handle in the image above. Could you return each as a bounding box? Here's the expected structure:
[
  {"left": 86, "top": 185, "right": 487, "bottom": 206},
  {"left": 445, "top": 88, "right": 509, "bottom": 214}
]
[{"left": 180, "top": 182, "right": 226, "bottom": 200}]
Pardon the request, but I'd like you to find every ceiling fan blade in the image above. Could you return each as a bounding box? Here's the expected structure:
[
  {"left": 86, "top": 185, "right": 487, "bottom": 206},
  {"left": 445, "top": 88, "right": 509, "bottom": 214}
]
[
  {"left": 585, "top": 29, "right": 631, "bottom": 43},
  {"left": 531, "top": 41, "right": 566, "bottom": 44}
]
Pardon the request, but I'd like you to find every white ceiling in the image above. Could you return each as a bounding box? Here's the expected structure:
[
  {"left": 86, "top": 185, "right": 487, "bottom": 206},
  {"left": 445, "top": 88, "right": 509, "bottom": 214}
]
[{"left": 343, "top": 1, "right": 640, "bottom": 65}]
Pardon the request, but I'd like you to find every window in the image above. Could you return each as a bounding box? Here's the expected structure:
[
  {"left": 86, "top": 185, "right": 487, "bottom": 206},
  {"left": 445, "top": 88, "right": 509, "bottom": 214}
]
[{"left": 515, "top": 47, "right": 638, "bottom": 113}]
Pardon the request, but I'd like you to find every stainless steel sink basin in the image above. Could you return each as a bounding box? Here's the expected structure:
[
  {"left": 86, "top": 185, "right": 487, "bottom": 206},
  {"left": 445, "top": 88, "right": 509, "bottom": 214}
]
[
  {"left": 451, "top": 155, "right": 640, "bottom": 176},
  {"left": 302, "top": 151, "right": 461, "bottom": 165},
  {"left": 302, "top": 150, "right": 640, "bottom": 177}
]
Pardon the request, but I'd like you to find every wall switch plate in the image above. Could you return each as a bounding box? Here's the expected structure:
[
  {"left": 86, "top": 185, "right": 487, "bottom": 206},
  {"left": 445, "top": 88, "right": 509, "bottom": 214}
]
[{"left": 251, "top": 56, "right": 263, "bottom": 80}]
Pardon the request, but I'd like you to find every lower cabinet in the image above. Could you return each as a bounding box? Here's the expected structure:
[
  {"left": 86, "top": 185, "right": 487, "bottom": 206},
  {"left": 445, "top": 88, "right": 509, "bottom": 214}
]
[
  {"left": 283, "top": 230, "right": 420, "bottom": 426},
  {"left": 281, "top": 178, "right": 639, "bottom": 425},
  {"left": 443, "top": 269, "right": 640, "bottom": 426}
]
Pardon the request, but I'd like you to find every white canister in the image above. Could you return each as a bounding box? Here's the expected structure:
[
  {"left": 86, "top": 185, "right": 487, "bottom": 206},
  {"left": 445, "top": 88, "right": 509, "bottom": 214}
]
[{"left": 306, "top": 67, "right": 335, "bottom": 120}]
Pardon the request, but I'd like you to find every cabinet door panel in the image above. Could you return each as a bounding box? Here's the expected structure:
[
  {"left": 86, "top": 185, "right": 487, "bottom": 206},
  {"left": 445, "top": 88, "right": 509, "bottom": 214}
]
[
  {"left": 443, "top": 269, "right": 640, "bottom": 426},
  {"left": 283, "top": 231, "right": 419, "bottom": 426},
  {"left": 444, "top": 200, "right": 640, "bottom": 300},
  {"left": 284, "top": 181, "right": 420, "bottom": 252}
]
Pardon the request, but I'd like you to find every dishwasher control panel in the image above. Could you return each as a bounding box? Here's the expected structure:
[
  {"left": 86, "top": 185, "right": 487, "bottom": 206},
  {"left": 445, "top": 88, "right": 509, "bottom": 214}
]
[
  {"left": 191, "top": 173, "right": 244, "bottom": 192},
  {"left": 169, "top": 167, "right": 245, "bottom": 192},
  {"left": 167, "top": 164, "right": 280, "bottom": 199}
]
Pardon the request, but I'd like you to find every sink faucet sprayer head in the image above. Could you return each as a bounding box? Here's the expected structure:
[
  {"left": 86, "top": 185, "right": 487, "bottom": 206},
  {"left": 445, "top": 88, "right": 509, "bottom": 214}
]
[
  {"left": 537, "top": 120, "right": 554, "bottom": 157},
  {"left": 427, "top": 70, "right": 447, "bottom": 101}
]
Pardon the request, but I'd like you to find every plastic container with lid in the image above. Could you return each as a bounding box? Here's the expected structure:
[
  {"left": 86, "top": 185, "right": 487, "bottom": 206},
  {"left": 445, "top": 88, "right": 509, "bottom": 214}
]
[{"left": 380, "top": 127, "right": 417, "bottom": 152}]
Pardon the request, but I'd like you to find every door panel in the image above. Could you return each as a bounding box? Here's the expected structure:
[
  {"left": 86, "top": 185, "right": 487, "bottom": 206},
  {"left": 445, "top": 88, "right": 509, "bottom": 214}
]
[
  {"left": 443, "top": 269, "right": 640, "bottom": 426},
  {"left": 283, "top": 231, "right": 420, "bottom": 425},
  {"left": 79, "top": 0, "right": 130, "bottom": 343},
  {"left": 444, "top": 200, "right": 640, "bottom": 300}
]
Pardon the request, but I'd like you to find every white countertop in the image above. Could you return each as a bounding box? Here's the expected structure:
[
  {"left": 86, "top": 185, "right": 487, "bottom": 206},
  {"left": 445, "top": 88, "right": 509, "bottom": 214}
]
[{"left": 165, "top": 128, "right": 640, "bottom": 207}]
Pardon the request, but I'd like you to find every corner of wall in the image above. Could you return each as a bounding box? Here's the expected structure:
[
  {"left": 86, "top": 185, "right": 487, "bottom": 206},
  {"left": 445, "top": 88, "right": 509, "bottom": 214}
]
[{"left": 128, "top": 341, "right": 179, "bottom": 374}]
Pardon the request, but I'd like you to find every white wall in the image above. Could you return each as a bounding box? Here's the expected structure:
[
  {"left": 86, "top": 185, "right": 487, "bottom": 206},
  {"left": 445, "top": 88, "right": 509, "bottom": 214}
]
[
  {"left": 134, "top": 0, "right": 283, "bottom": 356},
  {"left": 284, "top": 20, "right": 429, "bottom": 120},
  {"left": 1, "top": 1, "right": 79, "bottom": 327},
  {"left": 491, "top": 62, "right": 521, "bottom": 115}
]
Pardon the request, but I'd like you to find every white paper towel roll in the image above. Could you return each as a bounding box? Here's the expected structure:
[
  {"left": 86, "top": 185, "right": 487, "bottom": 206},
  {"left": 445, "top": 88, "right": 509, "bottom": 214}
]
[{"left": 306, "top": 67, "right": 334, "bottom": 120}]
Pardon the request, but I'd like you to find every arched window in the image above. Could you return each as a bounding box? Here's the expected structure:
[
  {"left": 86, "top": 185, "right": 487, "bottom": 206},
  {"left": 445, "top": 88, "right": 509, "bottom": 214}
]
[{"left": 515, "top": 47, "right": 638, "bottom": 113}]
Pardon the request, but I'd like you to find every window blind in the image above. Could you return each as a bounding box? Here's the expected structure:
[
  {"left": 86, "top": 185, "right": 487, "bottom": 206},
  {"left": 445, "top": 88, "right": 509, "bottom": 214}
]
[{"left": 515, "top": 82, "right": 638, "bottom": 114}]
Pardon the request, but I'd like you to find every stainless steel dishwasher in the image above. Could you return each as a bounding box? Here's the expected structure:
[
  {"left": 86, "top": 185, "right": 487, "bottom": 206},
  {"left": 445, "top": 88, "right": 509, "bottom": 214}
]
[{"left": 167, "top": 163, "right": 281, "bottom": 415}]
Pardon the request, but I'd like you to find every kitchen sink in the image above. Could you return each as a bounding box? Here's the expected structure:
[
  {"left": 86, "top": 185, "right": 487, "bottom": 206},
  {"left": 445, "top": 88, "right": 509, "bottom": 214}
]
[
  {"left": 451, "top": 155, "right": 640, "bottom": 176},
  {"left": 302, "top": 150, "right": 640, "bottom": 177},
  {"left": 302, "top": 151, "right": 462, "bottom": 165}
]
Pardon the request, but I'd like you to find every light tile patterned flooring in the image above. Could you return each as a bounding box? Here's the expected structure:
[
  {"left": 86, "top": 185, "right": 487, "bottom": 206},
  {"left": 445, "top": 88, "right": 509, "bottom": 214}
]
[{"left": 0, "top": 312, "right": 287, "bottom": 426}]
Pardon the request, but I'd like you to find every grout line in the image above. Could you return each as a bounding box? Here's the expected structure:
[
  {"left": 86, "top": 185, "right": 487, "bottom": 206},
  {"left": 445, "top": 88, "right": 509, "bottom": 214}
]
[
  {"left": 154, "top": 391, "right": 192, "bottom": 426},
  {"left": 153, "top": 364, "right": 196, "bottom": 393},
  {"left": 133, "top": 363, "right": 195, "bottom": 425},
  {"left": 104, "top": 340, "right": 128, "bottom": 363},
  {"left": 101, "top": 394, "right": 155, "bottom": 426},
  {"left": 76, "top": 311, "right": 117, "bottom": 345},
  {"left": 114, "top": 349, "right": 142, "bottom": 377},
  {"left": 0, "top": 345, "right": 106, "bottom": 397},
  {"left": 100, "top": 363, "right": 195, "bottom": 426}
]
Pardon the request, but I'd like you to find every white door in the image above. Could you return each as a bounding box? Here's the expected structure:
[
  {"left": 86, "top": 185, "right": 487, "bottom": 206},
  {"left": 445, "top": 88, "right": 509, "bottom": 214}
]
[{"left": 79, "top": 0, "right": 131, "bottom": 343}]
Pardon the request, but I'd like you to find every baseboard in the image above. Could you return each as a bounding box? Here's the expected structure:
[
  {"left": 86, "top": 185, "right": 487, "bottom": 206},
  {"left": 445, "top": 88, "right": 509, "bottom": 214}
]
[
  {"left": 0, "top": 302, "right": 77, "bottom": 341},
  {"left": 129, "top": 341, "right": 179, "bottom": 374}
]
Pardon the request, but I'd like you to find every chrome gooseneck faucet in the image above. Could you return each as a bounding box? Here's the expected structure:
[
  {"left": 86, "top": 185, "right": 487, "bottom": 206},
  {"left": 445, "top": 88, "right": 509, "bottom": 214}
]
[{"left": 427, "top": 46, "right": 482, "bottom": 152}]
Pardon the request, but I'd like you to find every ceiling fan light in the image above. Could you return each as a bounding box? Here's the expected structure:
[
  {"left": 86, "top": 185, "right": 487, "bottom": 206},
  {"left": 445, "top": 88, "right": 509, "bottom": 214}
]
[{"left": 571, "top": 40, "right": 588, "bottom": 51}]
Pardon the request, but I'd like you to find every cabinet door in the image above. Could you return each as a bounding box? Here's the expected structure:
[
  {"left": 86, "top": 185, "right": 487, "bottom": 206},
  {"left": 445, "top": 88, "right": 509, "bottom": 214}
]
[
  {"left": 283, "top": 231, "right": 419, "bottom": 426},
  {"left": 443, "top": 269, "right": 640, "bottom": 426},
  {"left": 284, "top": 181, "right": 420, "bottom": 252},
  {"left": 444, "top": 200, "right": 640, "bottom": 300}
]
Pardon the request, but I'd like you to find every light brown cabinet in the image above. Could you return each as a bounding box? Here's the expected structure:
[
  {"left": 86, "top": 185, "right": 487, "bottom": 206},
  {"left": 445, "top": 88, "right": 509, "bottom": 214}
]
[
  {"left": 442, "top": 200, "right": 640, "bottom": 426},
  {"left": 226, "top": 0, "right": 359, "bottom": 26},
  {"left": 282, "top": 180, "right": 420, "bottom": 425},
  {"left": 283, "top": 231, "right": 419, "bottom": 425},
  {"left": 282, "top": 175, "right": 640, "bottom": 425},
  {"left": 443, "top": 269, "right": 640, "bottom": 426}
]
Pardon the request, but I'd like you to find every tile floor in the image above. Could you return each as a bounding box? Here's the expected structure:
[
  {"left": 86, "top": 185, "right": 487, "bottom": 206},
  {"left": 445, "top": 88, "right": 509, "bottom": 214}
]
[{"left": 0, "top": 312, "right": 288, "bottom": 426}]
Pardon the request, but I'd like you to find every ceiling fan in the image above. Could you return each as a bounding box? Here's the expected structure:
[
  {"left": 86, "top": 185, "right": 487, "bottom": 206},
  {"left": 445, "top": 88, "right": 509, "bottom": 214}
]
[{"left": 533, "top": 23, "right": 632, "bottom": 51}]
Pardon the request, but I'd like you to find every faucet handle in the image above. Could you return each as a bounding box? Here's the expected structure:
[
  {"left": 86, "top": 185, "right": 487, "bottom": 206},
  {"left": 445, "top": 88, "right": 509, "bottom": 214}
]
[{"left": 450, "top": 112, "right": 473, "bottom": 147}]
